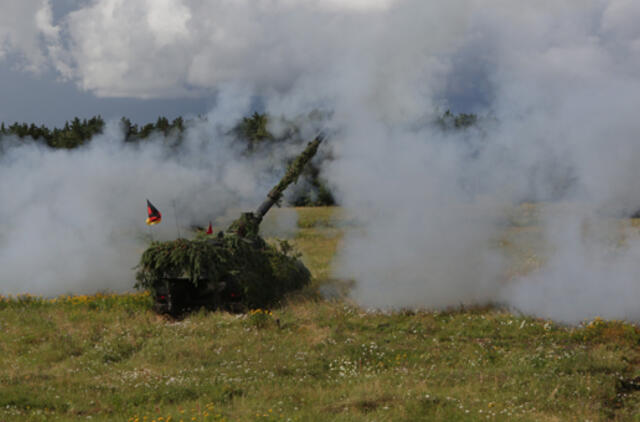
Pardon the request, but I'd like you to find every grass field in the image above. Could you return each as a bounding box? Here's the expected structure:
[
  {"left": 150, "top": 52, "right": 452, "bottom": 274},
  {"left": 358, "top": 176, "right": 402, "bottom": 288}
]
[{"left": 2, "top": 206, "right": 640, "bottom": 421}]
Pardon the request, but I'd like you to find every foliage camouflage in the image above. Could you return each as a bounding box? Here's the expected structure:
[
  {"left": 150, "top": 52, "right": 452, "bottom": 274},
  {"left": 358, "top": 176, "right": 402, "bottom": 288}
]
[
  {"left": 135, "top": 137, "right": 323, "bottom": 313},
  {"left": 135, "top": 235, "right": 310, "bottom": 310}
]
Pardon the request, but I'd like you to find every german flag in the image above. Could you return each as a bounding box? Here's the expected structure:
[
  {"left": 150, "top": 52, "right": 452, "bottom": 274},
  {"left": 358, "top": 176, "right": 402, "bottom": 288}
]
[{"left": 146, "top": 199, "right": 162, "bottom": 225}]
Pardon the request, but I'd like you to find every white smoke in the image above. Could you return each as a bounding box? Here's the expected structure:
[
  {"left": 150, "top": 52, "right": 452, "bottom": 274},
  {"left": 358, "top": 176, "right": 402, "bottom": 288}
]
[
  {"left": 504, "top": 207, "right": 640, "bottom": 323},
  {"left": 3, "top": 1, "right": 640, "bottom": 322},
  {"left": 0, "top": 109, "right": 308, "bottom": 296}
]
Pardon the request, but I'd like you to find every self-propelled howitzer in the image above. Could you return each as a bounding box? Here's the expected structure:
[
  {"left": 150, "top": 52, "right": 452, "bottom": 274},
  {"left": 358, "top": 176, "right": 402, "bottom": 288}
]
[{"left": 136, "top": 135, "right": 324, "bottom": 315}]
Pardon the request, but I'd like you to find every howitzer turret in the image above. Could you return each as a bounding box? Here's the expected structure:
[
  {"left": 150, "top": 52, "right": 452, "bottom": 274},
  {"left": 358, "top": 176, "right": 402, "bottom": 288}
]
[{"left": 136, "top": 135, "right": 324, "bottom": 315}]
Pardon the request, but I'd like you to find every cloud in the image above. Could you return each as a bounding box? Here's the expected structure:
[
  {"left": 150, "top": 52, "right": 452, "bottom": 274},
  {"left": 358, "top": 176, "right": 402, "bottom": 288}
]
[
  {"left": 0, "top": 0, "right": 58, "bottom": 72},
  {"left": 17, "top": 0, "right": 467, "bottom": 101}
]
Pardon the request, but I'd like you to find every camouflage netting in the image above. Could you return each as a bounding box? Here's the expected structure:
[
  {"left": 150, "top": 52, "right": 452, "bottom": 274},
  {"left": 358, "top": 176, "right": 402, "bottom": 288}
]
[
  {"left": 135, "top": 235, "right": 311, "bottom": 309},
  {"left": 136, "top": 136, "right": 322, "bottom": 313}
]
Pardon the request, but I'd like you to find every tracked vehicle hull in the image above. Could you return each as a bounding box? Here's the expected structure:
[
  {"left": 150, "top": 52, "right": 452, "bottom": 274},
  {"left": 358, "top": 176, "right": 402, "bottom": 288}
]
[
  {"left": 136, "top": 136, "right": 323, "bottom": 315},
  {"left": 152, "top": 277, "right": 243, "bottom": 316},
  {"left": 138, "top": 235, "right": 311, "bottom": 315}
]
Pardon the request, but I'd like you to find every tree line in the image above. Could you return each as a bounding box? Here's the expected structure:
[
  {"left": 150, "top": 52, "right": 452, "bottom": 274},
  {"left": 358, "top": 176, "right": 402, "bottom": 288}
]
[
  {"left": 0, "top": 116, "right": 105, "bottom": 149},
  {"left": 0, "top": 111, "right": 477, "bottom": 206}
]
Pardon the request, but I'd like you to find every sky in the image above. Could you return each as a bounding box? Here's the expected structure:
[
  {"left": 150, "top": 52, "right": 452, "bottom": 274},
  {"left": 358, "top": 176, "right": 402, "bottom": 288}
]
[
  {"left": 0, "top": 63, "right": 212, "bottom": 126},
  {"left": 4, "top": 0, "right": 640, "bottom": 323},
  {"left": 0, "top": 0, "right": 480, "bottom": 127},
  {"left": 0, "top": 0, "right": 212, "bottom": 126}
]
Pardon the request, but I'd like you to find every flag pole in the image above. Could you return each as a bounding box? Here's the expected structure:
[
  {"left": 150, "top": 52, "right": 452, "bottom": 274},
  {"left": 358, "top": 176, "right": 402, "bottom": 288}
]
[{"left": 172, "top": 200, "right": 181, "bottom": 238}]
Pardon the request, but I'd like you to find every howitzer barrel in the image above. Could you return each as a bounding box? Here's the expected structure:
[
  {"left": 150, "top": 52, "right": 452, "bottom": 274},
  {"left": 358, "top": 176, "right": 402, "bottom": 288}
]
[{"left": 255, "top": 134, "right": 324, "bottom": 221}]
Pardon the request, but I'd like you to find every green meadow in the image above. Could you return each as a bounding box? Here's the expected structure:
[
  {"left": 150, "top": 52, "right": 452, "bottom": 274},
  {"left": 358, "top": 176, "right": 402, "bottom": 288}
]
[{"left": 2, "top": 206, "right": 640, "bottom": 421}]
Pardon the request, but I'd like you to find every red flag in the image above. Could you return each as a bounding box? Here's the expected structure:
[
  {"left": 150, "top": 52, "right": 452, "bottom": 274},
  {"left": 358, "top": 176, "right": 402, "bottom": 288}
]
[
  {"left": 146, "top": 199, "right": 162, "bottom": 225},
  {"left": 206, "top": 221, "right": 213, "bottom": 234}
]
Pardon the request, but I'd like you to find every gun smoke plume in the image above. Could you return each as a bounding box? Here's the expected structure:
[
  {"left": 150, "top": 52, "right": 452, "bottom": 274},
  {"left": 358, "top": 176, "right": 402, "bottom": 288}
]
[
  {"left": 3, "top": 0, "right": 640, "bottom": 322},
  {"left": 0, "top": 101, "right": 308, "bottom": 296}
]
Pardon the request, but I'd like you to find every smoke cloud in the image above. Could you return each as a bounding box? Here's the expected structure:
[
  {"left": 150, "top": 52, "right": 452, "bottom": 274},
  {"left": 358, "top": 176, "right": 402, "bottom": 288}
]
[
  {"left": 0, "top": 106, "right": 309, "bottom": 296},
  {"left": 4, "top": 0, "right": 640, "bottom": 322}
]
